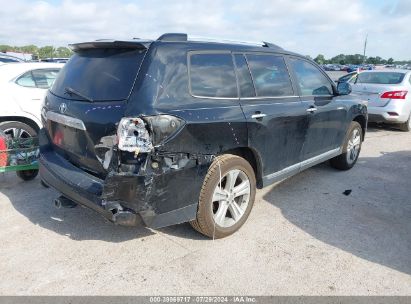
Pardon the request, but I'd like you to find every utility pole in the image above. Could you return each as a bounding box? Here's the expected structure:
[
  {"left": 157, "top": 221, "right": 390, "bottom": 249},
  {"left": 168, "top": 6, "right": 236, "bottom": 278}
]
[{"left": 363, "top": 33, "right": 368, "bottom": 64}]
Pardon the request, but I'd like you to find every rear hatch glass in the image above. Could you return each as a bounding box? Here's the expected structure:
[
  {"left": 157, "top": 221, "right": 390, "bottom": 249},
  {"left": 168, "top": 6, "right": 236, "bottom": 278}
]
[
  {"left": 46, "top": 47, "right": 147, "bottom": 177},
  {"left": 51, "top": 48, "right": 146, "bottom": 101},
  {"left": 356, "top": 72, "right": 405, "bottom": 85}
]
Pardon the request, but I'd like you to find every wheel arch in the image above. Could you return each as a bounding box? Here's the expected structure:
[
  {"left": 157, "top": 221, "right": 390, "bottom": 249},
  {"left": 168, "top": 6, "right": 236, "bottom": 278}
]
[
  {"left": 223, "top": 147, "right": 264, "bottom": 189},
  {"left": 0, "top": 116, "right": 41, "bottom": 133}
]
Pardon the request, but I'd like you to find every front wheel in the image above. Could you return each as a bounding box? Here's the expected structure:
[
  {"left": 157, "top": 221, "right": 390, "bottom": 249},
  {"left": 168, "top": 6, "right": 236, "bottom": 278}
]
[
  {"left": 330, "top": 121, "right": 363, "bottom": 170},
  {"left": 190, "top": 154, "right": 256, "bottom": 239}
]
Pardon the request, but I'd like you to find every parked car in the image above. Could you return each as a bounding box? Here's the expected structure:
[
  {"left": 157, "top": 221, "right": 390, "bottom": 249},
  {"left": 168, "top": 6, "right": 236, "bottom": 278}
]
[
  {"left": 347, "top": 65, "right": 360, "bottom": 73},
  {"left": 41, "top": 58, "right": 70, "bottom": 63},
  {"left": 0, "top": 62, "right": 63, "bottom": 140},
  {"left": 351, "top": 70, "right": 411, "bottom": 131},
  {"left": 0, "top": 54, "right": 25, "bottom": 63},
  {"left": 39, "top": 33, "right": 367, "bottom": 238}
]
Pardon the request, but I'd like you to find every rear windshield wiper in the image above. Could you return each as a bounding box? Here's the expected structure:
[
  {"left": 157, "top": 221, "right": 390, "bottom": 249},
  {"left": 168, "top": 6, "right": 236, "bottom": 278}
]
[{"left": 64, "top": 87, "right": 94, "bottom": 103}]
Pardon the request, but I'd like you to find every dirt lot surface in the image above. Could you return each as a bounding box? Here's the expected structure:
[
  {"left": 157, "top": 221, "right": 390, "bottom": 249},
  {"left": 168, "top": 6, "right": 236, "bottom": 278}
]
[{"left": 0, "top": 125, "right": 410, "bottom": 295}]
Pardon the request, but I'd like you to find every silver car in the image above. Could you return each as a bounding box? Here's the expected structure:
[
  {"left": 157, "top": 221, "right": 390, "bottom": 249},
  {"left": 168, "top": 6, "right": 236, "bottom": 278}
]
[{"left": 351, "top": 70, "right": 411, "bottom": 131}]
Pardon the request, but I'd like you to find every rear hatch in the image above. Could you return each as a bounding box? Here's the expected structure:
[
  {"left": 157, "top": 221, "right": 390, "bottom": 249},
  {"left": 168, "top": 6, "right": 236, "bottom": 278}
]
[
  {"left": 351, "top": 71, "right": 407, "bottom": 107},
  {"left": 43, "top": 41, "right": 149, "bottom": 177}
]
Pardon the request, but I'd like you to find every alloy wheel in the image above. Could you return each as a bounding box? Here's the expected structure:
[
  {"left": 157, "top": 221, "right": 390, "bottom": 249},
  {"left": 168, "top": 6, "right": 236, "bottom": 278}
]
[
  {"left": 346, "top": 128, "right": 361, "bottom": 164},
  {"left": 211, "top": 169, "right": 251, "bottom": 228}
]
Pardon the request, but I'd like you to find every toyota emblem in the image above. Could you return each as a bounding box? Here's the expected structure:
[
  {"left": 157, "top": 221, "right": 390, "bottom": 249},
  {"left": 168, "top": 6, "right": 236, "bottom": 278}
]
[{"left": 59, "top": 103, "right": 67, "bottom": 114}]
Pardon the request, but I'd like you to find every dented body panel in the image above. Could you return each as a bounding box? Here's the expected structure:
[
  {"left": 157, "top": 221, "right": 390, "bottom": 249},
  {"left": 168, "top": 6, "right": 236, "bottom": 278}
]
[{"left": 40, "top": 39, "right": 367, "bottom": 228}]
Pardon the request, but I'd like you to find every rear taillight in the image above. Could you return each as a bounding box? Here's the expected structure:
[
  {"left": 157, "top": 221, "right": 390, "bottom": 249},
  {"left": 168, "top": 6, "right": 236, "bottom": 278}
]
[
  {"left": 143, "top": 115, "right": 185, "bottom": 146},
  {"left": 380, "top": 90, "right": 408, "bottom": 99},
  {"left": 117, "top": 115, "right": 185, "bottom": 153},
  {"left": 117, "top": 118, "right": 153, "bottom": 153}
]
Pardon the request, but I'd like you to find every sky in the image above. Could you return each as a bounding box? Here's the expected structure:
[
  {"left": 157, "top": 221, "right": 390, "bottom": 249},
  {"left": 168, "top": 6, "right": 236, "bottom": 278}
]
[{"left": 0, "top": 0, "right": 410, "bottom": 60}]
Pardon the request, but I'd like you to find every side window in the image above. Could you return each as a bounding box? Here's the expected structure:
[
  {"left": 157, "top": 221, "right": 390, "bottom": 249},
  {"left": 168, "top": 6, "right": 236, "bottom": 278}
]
[
  {"left": 15, "top": 71, "right": 36, "bottom": 88},
  {"left": 233, "top": 54, "right": 255, "bottom": 98},
  {"left": 289, "top": 58, "right": 333, "bottom": 96},
  {"left": 246, "top": 54, "right": 294, "bottom": 97},
  {"left": 32, "top": 69, "right": 60, "bottom": 89},
  {"left": 189, "top": 53, "right": 237, "bottom": 98}
]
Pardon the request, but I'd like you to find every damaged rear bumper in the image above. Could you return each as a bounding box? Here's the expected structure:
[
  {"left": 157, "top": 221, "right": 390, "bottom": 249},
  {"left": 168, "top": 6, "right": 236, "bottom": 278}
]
[{"left": 39, "top": 129, "right": 204, "bottom": 229}]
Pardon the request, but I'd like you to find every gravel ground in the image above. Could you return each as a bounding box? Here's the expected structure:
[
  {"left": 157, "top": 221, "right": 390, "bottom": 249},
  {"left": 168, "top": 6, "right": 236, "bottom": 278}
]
[{"left": 0, "top": 125, "right": 410, "bottom": 295}]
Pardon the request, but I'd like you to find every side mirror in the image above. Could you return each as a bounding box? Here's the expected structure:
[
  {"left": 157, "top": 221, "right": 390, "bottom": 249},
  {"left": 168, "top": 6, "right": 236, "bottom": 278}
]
[{"left": 337, "top": 82, "right": 352, "bottom": 95}]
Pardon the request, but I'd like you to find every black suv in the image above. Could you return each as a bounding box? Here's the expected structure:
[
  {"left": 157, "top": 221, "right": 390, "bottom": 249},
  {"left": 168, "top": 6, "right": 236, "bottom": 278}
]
[{"left": 40, "top": 33, "right": 367, "bottom": 238}]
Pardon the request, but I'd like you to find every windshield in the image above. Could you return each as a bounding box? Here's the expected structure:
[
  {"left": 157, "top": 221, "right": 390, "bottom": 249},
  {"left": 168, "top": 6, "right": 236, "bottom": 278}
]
[
  {"left": 356, "top": 72, "right": 405, "bottom": 85},
  {"left": 51, "top": 48, "right": 146, "bottom": 101}
]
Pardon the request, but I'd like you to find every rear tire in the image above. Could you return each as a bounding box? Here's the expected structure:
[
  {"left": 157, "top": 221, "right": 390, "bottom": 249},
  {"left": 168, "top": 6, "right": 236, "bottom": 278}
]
[
  {"left": 399, "top": 114, "right": 411, "bottom": 132},
  {"left": 0, "top": 121, "right": 39, "bottom": 181},
  {"left": 330, "top": 121, "right": 362, "bottom": 170},
  {"left": 190, "top": 154, "right": 256, "bottom": 239},
  {"left": 16, "top": 170, "right": 38, "bottom": 181},
  {"left": 0, "top": 121, "right": 37, "bottom": 138}
]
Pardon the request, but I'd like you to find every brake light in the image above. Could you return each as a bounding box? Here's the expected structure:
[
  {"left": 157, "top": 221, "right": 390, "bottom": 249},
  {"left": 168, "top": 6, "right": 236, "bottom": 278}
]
[{"left": 380, "top": 91, "right": 408, "bottom": 99}]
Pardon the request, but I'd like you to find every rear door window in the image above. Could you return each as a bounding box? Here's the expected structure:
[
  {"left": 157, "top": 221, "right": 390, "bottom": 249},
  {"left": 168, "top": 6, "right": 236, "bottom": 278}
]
[
  {"left": 189, "top": 53, "right": 237, "bottom": 98},
  {"left": 233, "top": 54, "right": 255, "bottom": 98},
  {"left": 32, "top": 69, "right": 60, "bottom": 89},
  {"left": 289, "top": 58, "right": 333, "bottom": 96},
  {"left": 246, "top": 54, "right": 294, "bottom": 97},
  {"left": 51, "top": 48, "right": 146, "bottom": 101}
]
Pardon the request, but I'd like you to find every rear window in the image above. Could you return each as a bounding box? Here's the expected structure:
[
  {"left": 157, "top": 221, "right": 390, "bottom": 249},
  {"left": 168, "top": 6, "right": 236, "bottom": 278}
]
[
  {"left": 51, "top": 48, "right": 146, "bottom": 101},
  {"left": 189, "top": 53, "right": 237, "bottom": 98},
  {"left": 356, "top": 72, "right": 405, "bottom": 84}
]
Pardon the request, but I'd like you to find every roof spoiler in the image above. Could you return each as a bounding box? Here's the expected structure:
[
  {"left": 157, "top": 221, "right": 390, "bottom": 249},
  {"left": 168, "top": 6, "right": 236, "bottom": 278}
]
[
  {"left": 69, "top": 40, "right": 151, "bottom": 51},
  {"left": 157, "top": 33, "right": 188, "bottom": 42}
]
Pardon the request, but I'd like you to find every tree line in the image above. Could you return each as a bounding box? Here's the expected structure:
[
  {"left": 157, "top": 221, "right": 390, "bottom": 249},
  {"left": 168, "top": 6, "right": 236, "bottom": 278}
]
[
  {"left": 311, "top": 53, "right": 411, "bottom": 65},
  {"left": 2, "top": 44, "right": 410, "bottom": 65},
  {"left": 0, "top": 45, "right": 73, "bottom": 59}
]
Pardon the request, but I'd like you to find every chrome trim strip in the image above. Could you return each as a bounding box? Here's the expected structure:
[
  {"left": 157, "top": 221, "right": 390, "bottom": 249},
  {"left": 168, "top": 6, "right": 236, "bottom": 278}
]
[
  {"left": 264, "top": 148, "right": 341, "bottom": 182},
  {"left": 46, "top": 111, "right": 86, "bottom": 131},
  {"left": 299, "top": 148, "right": 340, "bottom": 169}
]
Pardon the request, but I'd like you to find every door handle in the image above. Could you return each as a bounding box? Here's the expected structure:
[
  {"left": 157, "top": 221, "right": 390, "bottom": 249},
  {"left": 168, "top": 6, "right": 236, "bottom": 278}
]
[
  {"left": 306, "top": 107, "right": 317, "bottom": 113},
  {"left": 251, "top": 113, "right": 267, "bottom": 119}
]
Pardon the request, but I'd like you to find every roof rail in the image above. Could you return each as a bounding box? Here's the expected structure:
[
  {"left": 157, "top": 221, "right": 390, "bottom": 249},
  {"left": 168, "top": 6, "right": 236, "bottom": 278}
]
[
  {"left": 189, "top": 35, "right": 283, "bottom": 49},
  {"left": 157, "top": 33, "right": 188, "bottom": 42},
  {"left": 156, "top": 33, "right": 283, "bottom": 49}
]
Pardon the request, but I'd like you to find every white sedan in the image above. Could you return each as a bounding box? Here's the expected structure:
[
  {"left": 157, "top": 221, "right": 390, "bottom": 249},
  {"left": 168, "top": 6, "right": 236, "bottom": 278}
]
[{"left": 0, "top": 62, "right": 64, "bottom": 138}]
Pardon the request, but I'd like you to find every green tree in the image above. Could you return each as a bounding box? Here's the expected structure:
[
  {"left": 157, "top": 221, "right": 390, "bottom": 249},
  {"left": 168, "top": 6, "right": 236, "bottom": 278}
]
[
  {"left": 366, "top": 57, "right": 376, "bottom": 64},
  {"left": 38, "top": 46, "right": 55, "bottom": 59},
  {"left": 387, "top": 58, "right": 394, "bottom": 64},
  {"left": 329, "top": 54, "right": 346, "bottom": 65},
  {"left": 0, "top": 45, "right": 11, "bottom": 52},
  {"left": 314, "top": 54, "right": 326, "bottom": 64},
  {"left": 55, "top": 46, "right": 72, "bottom": 58}
]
